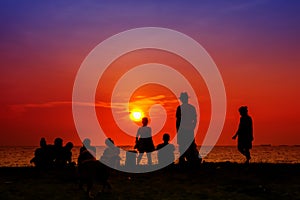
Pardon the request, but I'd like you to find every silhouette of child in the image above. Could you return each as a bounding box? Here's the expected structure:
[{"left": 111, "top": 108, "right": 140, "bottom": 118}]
[
  {"left": 135, "top": 117, "right": 155, "bottom": 165},
  {"left": 156, "top": 133, "right": 175, "bottom": 166}
]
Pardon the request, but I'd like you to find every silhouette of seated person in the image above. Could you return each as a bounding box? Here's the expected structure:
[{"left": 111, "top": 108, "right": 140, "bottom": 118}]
[
  {"left": 50, "top": 137, "right": 66, "bottom": 168},
  {"left": 156, "top": 133, "right": 175, "bottom": 167},
  {"left": 78, "top": 138, "right": 97, "bottom": 166},
  {"left": 77, "top": 139, "right": 110, "bottom": 195},
  {"left": 30, "top": 137, "right": 52, "bottom": 168},
  {"left": 100, "top": 138, "right": 121, "bottom": 169},
  {"left": 61, "top": 142, "right": 76, "bottom": 167}
]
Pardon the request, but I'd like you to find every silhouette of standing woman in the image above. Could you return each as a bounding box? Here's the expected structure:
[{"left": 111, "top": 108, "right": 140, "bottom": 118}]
[
  {"left": 232, "top": 106, "right": 254, "bottom": 164},
  {"left": 135, "top": 117, "right": 155, "bottom": 165}
]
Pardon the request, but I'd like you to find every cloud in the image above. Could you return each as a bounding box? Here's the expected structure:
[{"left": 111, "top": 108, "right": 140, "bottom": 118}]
[
  {"left": 9, "top": 94, "right": 180, "bottom": 114},
  {"left": 9, "top": 101, "right": 72, "bottom": 113},
  {"left": 9, "top": 101, "right": 115, "bottom": 113}
]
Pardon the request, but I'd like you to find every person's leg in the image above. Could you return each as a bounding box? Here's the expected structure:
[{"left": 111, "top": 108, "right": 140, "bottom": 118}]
[
  {"left": 238, "top": 145, "right": 246, "bottom": 156},
  {"left": 185, "top": 145, "right": 193, "bottom": 163},
  {"left": 238, "top": 145, "right": 251, "bottom": 163},
  {"left": 178, "top": 145, "right": 186, "bottom": 164},
  {"left": 245, "top": 148, "right": 251, "bottom": 162},
  {"left": 187, "top": 142, "right": 201, "bottom": 165},
  {"left": 146, "top": 152, "right": 152, "bottom": 165},
  {"left": 137, "top": 152, "right": 143, "bottom": 165}
]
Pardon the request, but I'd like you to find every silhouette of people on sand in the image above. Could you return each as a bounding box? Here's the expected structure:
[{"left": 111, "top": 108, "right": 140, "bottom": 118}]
[
  {"left": 135, "top": 117, "right": 155, "bottom": 165},
  {"left": 78, "top": 138, "right": 97, "bottom": 165},
  {"left": 30, "top": 137, "right": 52, "bottom": 168},
  {"left": 80, "top": 138, "right": 96, "bottom": 157},
  {"left": 77, "top": 138, "right": 110, "bottom": 198},
  {"left": 62, "top": 142, "right": 75, "bottom": 167},
  {"left": 100, "top": 138, "right": 121, "bottom": 168},
  {"left": 176, "top": 92, "right": 202, "bottom": 166},
  {"left": 52, "top": 137, "right": 65, "bottom": 168},
  {"left": 232, "top": 106, "right": 254, "bottom": 164},
  {"left": 156, "top": 133, "right": 175, "bottom": 166},
  {"left": 31, "top": 137, "right": 75, "bottom": 169}
]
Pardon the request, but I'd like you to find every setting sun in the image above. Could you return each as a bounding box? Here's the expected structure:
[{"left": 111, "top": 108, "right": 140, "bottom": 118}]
[{"left": 130, "top": 109, "right": 144, "bottom": 121}]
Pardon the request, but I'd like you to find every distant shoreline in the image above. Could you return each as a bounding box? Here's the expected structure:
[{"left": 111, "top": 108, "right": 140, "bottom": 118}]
[{"left": 0, "top": 146, "right": 299, "bottom": 167}]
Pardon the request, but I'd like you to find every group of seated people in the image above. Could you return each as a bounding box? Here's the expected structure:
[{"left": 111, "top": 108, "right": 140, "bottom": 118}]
[
  {"left": 78, "top": 134, "right": 177, "bottom": 168},
  {"left": 30, "top": 136, "right": 121, "bottom": 170},
  {"left": 30, "top": 137, "right": 75, "bottom": 169},
  {"left": 77, "top": 138, "right": 120, "bottom": 168},
  {"left": 31, "top": 133, "right": 199, "bottom": 169}
]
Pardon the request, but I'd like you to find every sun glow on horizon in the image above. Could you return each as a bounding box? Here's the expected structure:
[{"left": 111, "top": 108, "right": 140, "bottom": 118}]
[{"left": 130, "top": 109, "right": 144, "bottom": 122}]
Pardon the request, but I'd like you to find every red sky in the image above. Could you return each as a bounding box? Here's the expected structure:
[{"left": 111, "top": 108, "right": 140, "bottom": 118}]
[{"left": 0, "top": 1, "right": 299, "bottom": 146}]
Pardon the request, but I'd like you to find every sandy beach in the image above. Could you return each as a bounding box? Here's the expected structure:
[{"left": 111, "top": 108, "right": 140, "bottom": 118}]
[{"left": 0, "top": 162, "right": 299, "bottom": 200}]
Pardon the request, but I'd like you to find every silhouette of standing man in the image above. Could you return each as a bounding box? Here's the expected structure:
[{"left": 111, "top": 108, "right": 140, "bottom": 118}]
[
  {"left": 232, "top": 106, "right": 253, "bottom": 164},
  {"left": 176, "top": 92, "right": 199, "bottom": 165}
]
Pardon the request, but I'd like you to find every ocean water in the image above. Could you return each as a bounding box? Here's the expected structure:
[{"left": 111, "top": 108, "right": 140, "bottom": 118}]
[{"left": 0, "top": 145, "right": 299, "bottom": 167}]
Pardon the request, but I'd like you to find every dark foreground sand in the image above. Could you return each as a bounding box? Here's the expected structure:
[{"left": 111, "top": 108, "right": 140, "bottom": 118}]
[{"left": 0, "top": 162, "right": 299, "bottom": 200}]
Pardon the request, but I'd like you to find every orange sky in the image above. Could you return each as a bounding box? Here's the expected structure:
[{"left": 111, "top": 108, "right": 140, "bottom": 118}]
[{"left": 0, "top": 1, "right": 299, "bottom": 146}]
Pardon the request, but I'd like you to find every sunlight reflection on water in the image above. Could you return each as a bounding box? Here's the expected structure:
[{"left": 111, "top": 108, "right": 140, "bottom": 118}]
[{"left": 0, "top": 146, "right": 299, "bottom": 167}]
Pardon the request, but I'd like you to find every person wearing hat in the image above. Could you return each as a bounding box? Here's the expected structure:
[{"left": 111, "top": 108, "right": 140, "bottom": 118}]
[
  {"left": 232, "top": 106, "right": 254, "bottom": 164},
  {"left": 176, "top": 92, "right": 200, "bottom": 166}
]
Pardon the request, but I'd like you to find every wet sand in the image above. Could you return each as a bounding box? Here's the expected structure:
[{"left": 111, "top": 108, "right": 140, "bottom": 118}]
[{"left": 0, "top": 162, "right": 299, "bottom": 200}]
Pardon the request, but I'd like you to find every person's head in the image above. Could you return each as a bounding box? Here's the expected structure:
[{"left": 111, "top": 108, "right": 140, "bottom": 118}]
[
  {"left": 105, "top": 138, "right": 114, "bottom": 147},
  {"left": 40, "top": 137, "right": 47, "bottom": 148},
  {"left": 238, "top": 106, "right": 248, "bottom": 116},
  {"left": 83, "top": 138, "right": 91, "bottom": 147},
  {"left": 65, "top": 142, "right": 74, "bottom": 150},
  {"left": 179, "top": 92, "right": 189, "bottom": 104},
  {"left": 142, "top": 117, "right": 148, "bottom": 126},
  {"left": 54, "top": 137, "right": 63, "bottom": 147},
  {"left": 163, "top": 133, "right": 170, "bottom": 143}
]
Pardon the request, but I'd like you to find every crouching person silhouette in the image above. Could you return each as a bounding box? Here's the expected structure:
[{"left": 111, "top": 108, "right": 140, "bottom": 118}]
[
  {"left": 100, "top": 138, "right": 121, "bottom": 169},
  {"left": 30, "top": 137, "right": 52, "bottom": 169},
  {"left": 156, "top": 133, "right": 175, "bottom": 167}
]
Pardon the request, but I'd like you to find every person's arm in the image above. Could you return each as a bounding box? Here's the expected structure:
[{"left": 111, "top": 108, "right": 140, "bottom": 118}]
[
  {"left": 176, "top": 106, "right": 181, "bottom": 131},
  {"left": 136, "top": 127, "right": 142, "bottom": 142},
  {"left": 232, "top": 118, "right": 241, "bottom": 140},
  {"left": 134, "top": 128, "right": 141, "bottom": 149},
  {"left": 192, "top": 106, "right": 197, "bottom": 129},
  {"left": 232, "top": 133, "right": 238, "bottom": 140}
]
